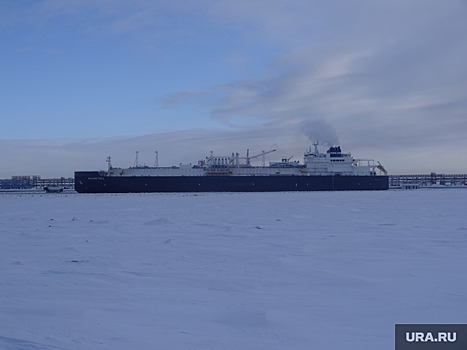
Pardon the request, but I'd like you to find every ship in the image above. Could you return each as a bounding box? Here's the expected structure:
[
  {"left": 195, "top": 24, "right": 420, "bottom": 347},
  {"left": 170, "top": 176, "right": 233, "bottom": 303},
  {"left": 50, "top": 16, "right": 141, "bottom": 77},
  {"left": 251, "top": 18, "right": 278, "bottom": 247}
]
[{"left": 74, "top": 143, "right": 388, "bottom": 193}]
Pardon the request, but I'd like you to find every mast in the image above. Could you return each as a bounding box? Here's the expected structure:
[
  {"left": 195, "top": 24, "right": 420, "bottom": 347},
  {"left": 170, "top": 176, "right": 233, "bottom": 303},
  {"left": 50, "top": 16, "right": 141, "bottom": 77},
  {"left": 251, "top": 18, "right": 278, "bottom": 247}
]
[
  {"left": 106, "top": 156, "right": 112, "bottom": 172},
  {"left": 134, "top": 151, "right": 139, "bottom": 168},
  {"left": 313, "top": 142, "right": 319, "bottom": 155}
]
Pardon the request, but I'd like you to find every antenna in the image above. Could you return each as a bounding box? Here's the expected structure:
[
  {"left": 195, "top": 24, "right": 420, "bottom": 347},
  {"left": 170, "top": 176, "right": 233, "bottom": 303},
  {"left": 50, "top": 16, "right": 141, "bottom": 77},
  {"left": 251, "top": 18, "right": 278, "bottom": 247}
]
[
  {"left": 134, "top": 151, "right": 139, "bottom": 168},
  {"left": 154, "top": 151, "right": 158, "bottom": 167}
]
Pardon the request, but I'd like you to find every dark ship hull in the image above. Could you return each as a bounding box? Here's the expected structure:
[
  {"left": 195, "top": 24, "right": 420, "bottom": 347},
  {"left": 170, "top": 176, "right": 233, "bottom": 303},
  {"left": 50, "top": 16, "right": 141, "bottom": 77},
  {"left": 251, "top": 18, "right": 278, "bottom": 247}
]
[{"left": 75, "top": 171, "right": 389, "bottom": 193}]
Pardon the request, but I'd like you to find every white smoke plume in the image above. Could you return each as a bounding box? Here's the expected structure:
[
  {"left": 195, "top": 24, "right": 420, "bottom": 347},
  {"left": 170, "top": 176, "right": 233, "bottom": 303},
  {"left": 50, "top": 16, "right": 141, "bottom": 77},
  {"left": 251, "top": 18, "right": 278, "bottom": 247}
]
[{"left": 299, "top": 119, "right": 340, "bottom": 146}]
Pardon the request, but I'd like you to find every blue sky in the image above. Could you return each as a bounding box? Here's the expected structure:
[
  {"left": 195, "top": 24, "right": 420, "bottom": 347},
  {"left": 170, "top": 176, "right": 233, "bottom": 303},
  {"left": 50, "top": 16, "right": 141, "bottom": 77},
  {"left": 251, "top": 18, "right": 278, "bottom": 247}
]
[{"left": 1, "top": 1, "right": 467, "bottom": 177}]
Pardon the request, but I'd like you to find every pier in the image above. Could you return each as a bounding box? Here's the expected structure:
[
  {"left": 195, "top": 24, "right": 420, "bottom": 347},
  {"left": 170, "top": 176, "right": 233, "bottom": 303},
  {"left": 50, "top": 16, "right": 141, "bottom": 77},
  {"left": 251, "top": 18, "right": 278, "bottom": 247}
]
[
  {"left": 389, "top": 173, "right": 467, "bottom": 187},
  {"left": 0, "top": 176, "right": 74, "bottom": 190}
]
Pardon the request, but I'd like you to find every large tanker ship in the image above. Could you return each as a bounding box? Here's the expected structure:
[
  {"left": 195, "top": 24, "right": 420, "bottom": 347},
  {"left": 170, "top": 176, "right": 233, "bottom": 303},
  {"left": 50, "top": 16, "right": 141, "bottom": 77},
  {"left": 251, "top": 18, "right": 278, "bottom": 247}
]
[{"left": 74, "top": 143, "right": 388, "bottom": 193}]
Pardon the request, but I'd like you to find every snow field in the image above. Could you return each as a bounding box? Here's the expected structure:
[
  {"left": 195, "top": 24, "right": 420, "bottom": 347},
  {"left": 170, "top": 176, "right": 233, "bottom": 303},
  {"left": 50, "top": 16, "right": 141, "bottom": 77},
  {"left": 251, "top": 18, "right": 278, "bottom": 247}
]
[{"left": 0, "top": 190, "right": 466, "bottom": 349}]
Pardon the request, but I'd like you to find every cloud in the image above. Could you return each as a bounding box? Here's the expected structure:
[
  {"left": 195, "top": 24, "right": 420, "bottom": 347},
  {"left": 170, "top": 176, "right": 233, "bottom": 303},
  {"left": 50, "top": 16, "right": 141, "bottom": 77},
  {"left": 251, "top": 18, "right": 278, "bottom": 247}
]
[
  {"left": 1, "top": 1, "right": 467, "bottom": 176},
  {"left": 0, "top": 127, "right": 299, "bottom": 178},
  {"left": 162, "top": 89, "right": 211, "bottom": 108},
  {"left": 299, "top": 120, "right": 339, "bottom": 147},
  {"left": 2, "top": 124, "right": 466, "bottom": 179},
  {"left": 0, "top": 1, "right": 211, "bottom": 46},
  {"left": 191, "top": 0, "right": 467, "bottom": 154}
]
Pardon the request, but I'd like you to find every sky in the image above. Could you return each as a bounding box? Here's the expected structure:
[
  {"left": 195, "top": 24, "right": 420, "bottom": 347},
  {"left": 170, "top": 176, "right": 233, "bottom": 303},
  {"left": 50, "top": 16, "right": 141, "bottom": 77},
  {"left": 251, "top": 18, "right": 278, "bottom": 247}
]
[{"left": 1, "top": 0, "right": 467, "bottom": 177}]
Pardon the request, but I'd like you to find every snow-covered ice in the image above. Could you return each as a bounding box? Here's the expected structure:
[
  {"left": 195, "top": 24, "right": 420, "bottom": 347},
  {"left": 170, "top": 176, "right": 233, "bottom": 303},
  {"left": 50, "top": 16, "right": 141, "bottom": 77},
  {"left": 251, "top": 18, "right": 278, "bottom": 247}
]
[{"left": 1, "top": 190, "right": 466, "bottom": 349}]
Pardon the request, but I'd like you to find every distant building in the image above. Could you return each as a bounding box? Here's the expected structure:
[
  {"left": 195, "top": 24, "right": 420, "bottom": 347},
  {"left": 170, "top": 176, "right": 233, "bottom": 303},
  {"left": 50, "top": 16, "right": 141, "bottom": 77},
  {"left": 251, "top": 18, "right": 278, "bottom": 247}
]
[{"left": 11, "top": 175, "right": 40, "bottom": 182}]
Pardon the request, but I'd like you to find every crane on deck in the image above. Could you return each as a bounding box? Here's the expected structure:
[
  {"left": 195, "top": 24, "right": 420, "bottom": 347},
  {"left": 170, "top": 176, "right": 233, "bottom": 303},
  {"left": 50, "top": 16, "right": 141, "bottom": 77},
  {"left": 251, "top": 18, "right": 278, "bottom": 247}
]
[{"left": 245, "top": 149, "right": 276, "bottom": 166}]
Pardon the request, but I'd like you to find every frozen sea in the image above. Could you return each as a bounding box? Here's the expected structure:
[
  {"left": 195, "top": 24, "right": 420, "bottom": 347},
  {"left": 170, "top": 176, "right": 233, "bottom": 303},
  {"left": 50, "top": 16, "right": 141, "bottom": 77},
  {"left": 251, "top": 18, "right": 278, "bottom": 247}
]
[{"left": 1, "top": 189, "right": 466, "bottom": 350}]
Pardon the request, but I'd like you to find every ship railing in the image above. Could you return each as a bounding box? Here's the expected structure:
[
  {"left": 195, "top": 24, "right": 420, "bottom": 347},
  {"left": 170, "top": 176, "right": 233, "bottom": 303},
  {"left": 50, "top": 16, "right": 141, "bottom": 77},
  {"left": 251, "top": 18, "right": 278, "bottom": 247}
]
[
  {"left": 206, "top": 169, "right": 233, "bottom": 176},
  {"left": 354, "top": 159, "right": 375, "bottom": 166}
]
